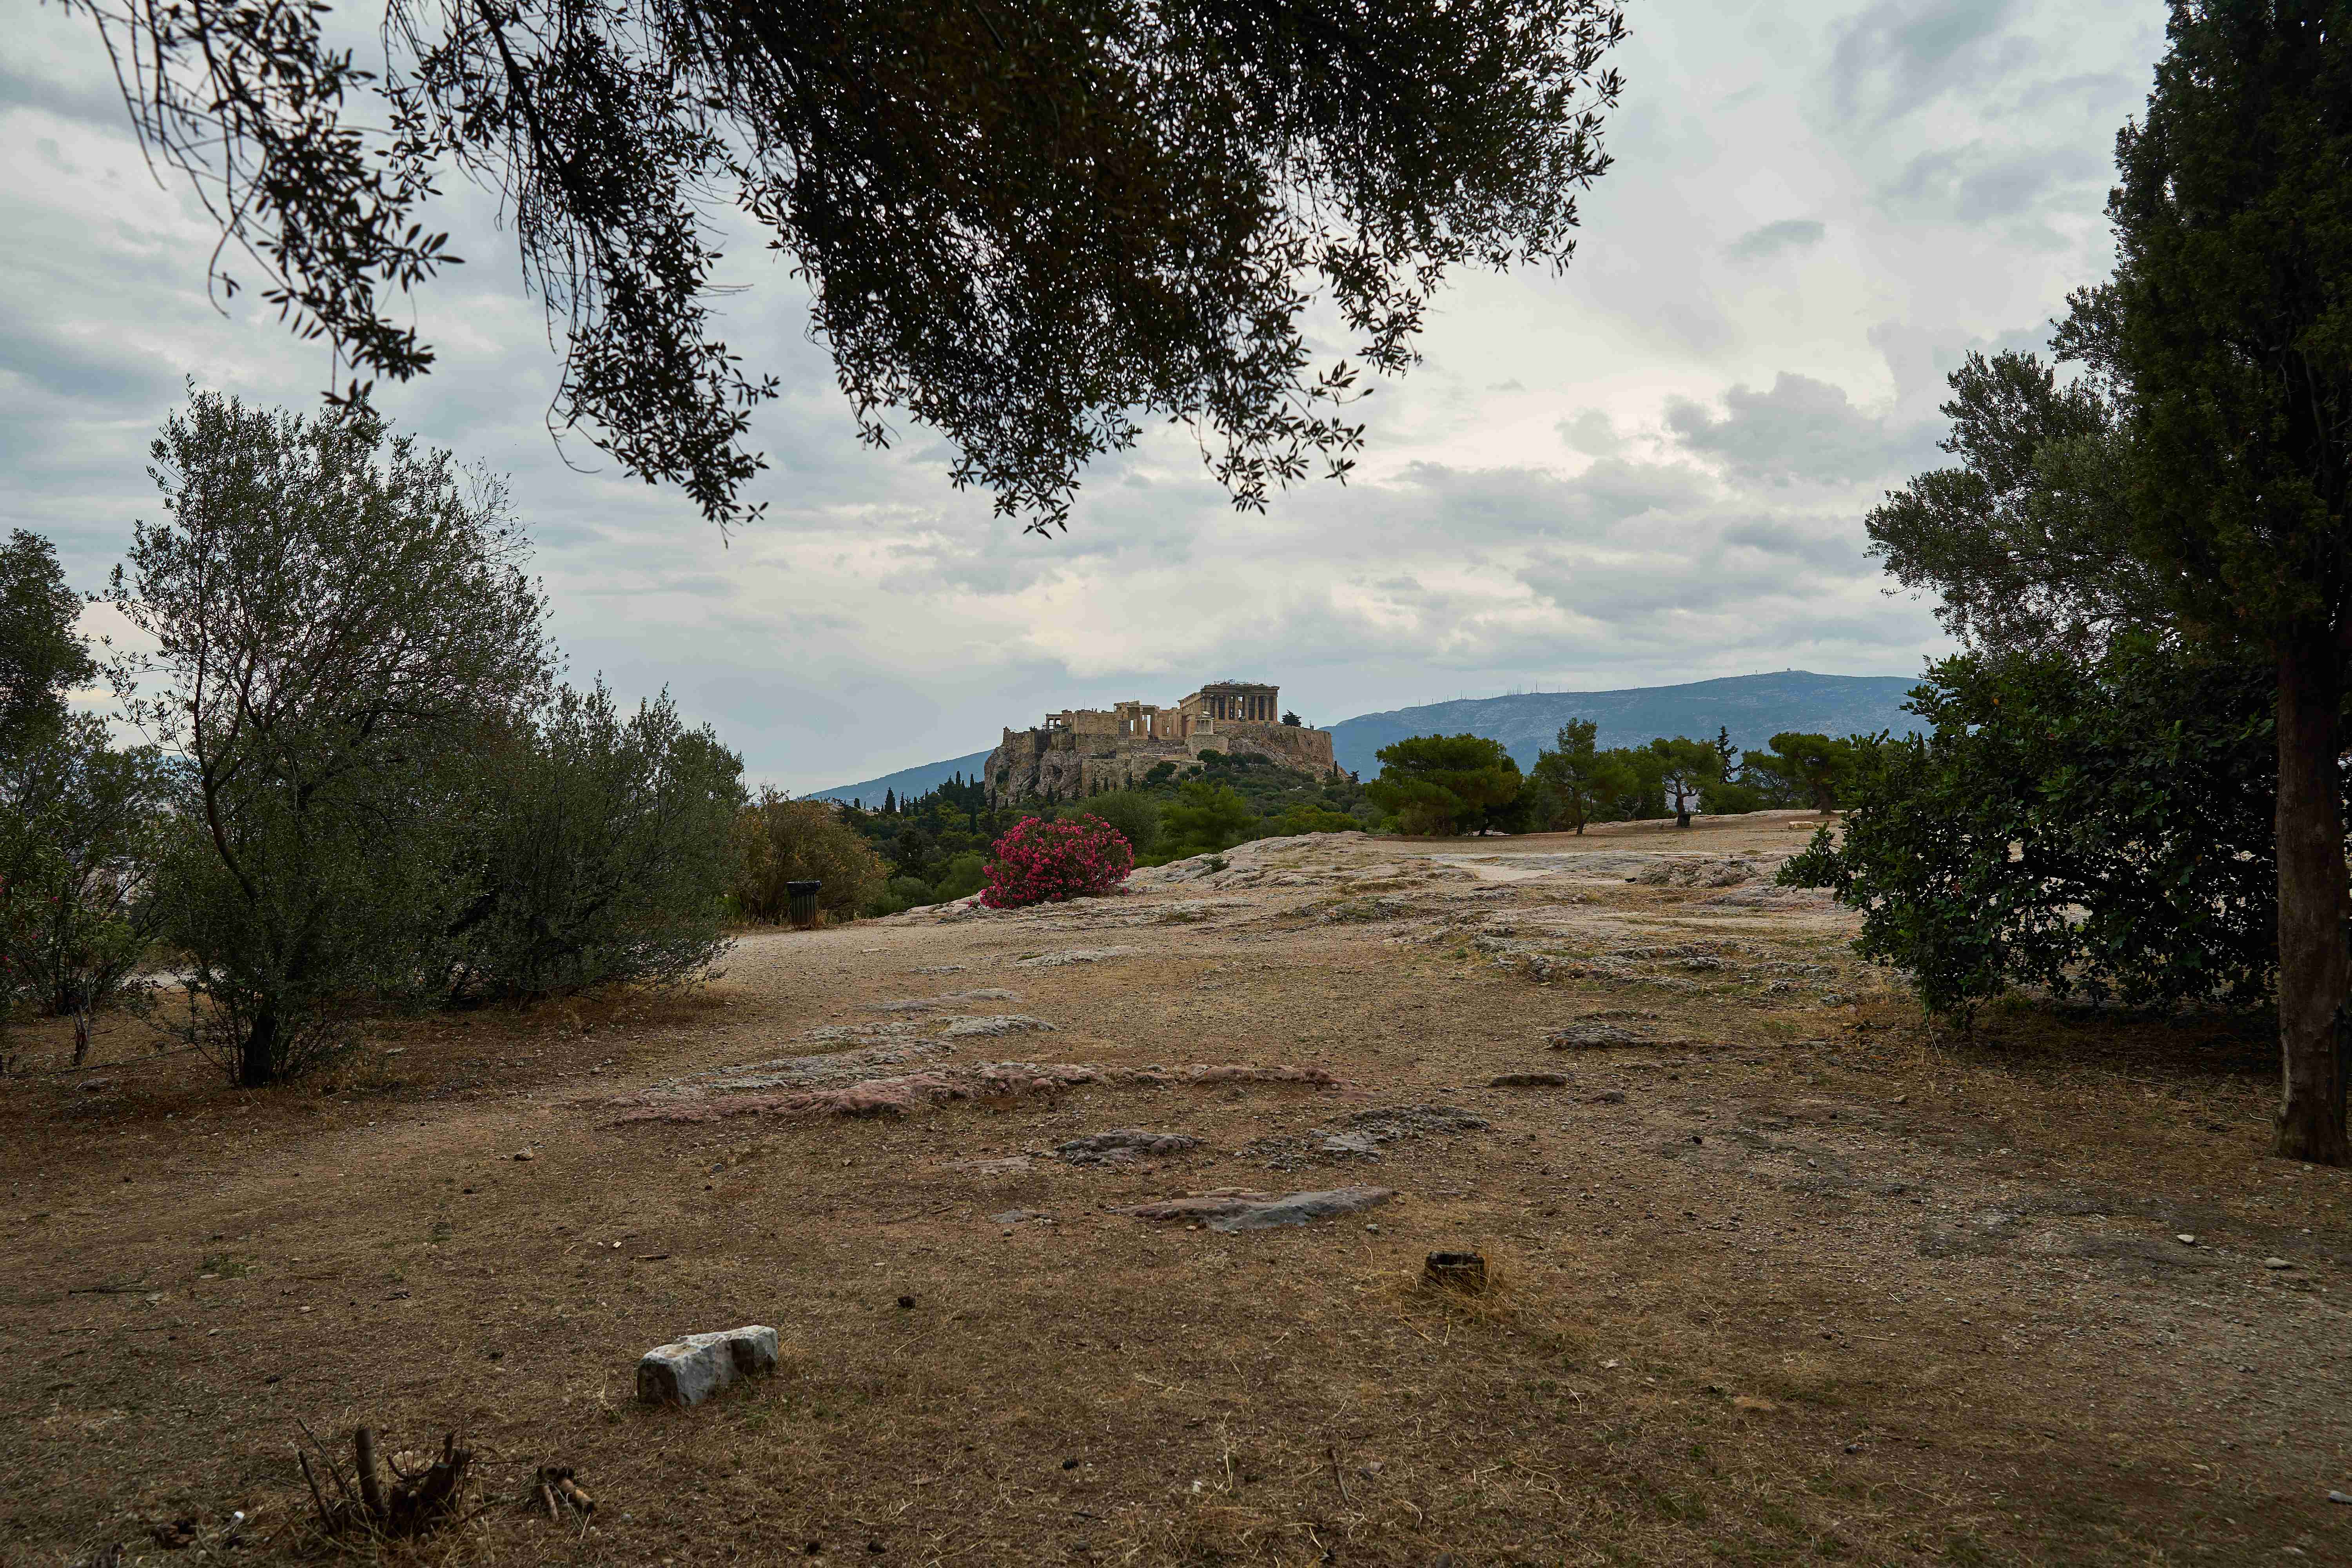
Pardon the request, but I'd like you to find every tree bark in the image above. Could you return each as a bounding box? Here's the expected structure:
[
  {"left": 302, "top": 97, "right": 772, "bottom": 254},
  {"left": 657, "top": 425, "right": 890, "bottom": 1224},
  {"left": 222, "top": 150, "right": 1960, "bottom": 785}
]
[
  {"left": 2273, "top": 637, "right": 2350, "bottom": 1164},
  {"left": 239, "top": 1006, "right": 281, "bottom": 1089}
]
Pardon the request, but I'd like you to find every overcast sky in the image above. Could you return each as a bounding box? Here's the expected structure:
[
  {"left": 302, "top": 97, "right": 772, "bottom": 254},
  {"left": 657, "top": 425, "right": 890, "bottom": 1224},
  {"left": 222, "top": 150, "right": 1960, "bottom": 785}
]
[{"left": 1, "top": 0, "right": 2166, "bottom": 791}]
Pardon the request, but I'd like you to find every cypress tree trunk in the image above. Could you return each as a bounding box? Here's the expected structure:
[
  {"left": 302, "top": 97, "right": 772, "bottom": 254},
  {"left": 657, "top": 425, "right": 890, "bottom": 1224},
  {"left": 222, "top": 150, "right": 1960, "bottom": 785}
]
[{"left": 2273, "top": 637, "right": 2350, "bottom": 1164}]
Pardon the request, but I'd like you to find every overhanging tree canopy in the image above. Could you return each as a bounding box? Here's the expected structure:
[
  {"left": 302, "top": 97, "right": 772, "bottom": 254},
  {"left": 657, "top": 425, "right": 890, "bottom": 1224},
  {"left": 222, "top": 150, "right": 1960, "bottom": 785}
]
[{"left": 64, "top": 0, "right": 1626, "bottom": 531}]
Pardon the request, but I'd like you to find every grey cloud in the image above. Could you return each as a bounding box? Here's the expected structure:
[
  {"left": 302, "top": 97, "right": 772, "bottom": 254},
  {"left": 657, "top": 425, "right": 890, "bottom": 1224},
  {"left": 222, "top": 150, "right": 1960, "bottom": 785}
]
[
  {"left": 1829, "top": 0, "right": 2034, "bottom": 127},
  {"left": 1664, "top": 372, "right": 1937, "bottom": 487},
  {"left": 1557, "top": 410, "right": 1621, "bottom": 457},
  {"left": 1880, "top": 143, "right": 2105, "bottom": 222},
  {"left": 1725, "top": 219, "right": 1826, "bottom": 263}
]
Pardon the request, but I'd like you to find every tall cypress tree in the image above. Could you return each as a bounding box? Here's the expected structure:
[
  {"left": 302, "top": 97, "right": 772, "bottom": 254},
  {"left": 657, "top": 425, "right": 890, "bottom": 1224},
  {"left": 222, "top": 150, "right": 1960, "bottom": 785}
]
[{"left": 2092, "top": 0, "right": 2352, "bottom": 1160}]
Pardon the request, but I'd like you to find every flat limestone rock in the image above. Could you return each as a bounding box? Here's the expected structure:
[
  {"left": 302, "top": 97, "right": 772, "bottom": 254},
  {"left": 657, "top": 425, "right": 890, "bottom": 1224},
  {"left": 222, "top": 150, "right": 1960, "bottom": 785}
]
[
  {"left": 1011, "top": 947, "right": 1138, "bottom": 969},
  {"left": 868, "top": 989, "right": 1024, "bottom": 1013},
  {"left": 636, "top": 1325, "right": 778, "bottom": 1406},
  {"left": 1211, "top": 1187, "right": 1394, "bottom": 1232},
  {"left": 940, "top": 1014, "right": 1058, "bottom": 1039},
  {"left": 1055, "top": 1129, "right": 1203, "bottom": 1165},
  {"left": 1115, "top": 1185, "right": 1394, "bottom": 1232},
  {"left": 1548, "top": 1022, "right": 1658, "bottom": 1049}
]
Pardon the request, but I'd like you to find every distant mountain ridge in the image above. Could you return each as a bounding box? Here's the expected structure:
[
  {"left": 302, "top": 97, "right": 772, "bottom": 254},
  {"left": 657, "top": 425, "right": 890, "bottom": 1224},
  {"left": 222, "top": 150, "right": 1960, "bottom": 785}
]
[
  {"left": 806, "top": 671, "right": 1925, "bottom": 802},
  {"left": 806, "top": 747, "right": 995, "bottom": 808},
  {"left": 1324, "top": 670, "right": 1925, "bottom": 777}
]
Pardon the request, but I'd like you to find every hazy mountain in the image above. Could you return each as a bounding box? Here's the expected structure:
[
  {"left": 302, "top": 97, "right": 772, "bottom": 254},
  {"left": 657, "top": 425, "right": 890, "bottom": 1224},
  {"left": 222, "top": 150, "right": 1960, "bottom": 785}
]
[
  {"left": 806, "top": 748, "right": 995, "bottom": 807},
  {"left": 806, "top": 670, "right": 1926, "bottom": 801},
  {"left": 1324, "top": 670, "right": 1926, "bottom": 777}
]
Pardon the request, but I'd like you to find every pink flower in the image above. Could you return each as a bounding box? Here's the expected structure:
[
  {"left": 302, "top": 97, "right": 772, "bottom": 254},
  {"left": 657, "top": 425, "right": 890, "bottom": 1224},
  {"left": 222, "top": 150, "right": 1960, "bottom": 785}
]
[{"left": 979, "top": 815, "right": 1135, "bottom": 907}]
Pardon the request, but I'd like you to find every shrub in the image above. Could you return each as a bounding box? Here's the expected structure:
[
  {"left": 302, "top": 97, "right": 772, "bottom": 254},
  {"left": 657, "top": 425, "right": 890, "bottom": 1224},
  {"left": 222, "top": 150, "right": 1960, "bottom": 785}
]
[
  {"left": 0, "top": 714, "right": 172, "bottom": 1022},
  {"left": 734, "top": 790, "right": 889, "bottom": 923},
  {"left": 1156, "top": 779, "right": 1257, "bottom": 858},
  {"left": 980, "top": 815, "right": 1133, "bottom": 907},
  {"left": 931, "top": 851, "right": 987, "bottom": 903},
  {"left": 1781, "top": 643, "right": 2280, "bottom": 1022},
  {"left": 1269, "top": 803, "right": 1359, "bottom": 836},
  {"left": 1067, "top": 790, "right": 1160, "bottom": 856},
  {"left": 448, "top": 684, "right": 743, "bottom": 1004}
]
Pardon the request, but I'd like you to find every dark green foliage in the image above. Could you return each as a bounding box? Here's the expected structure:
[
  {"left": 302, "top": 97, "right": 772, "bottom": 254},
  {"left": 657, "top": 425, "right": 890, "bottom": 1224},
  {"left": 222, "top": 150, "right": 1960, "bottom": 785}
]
[
  {"left": 0, "top": 715, "right": 172, "bottom": 1026},
  {"left": 111, "top": 393, "right": 554, "bottom": 1084},
  {"left": 1527, "top": 719, "right": 1631, "bottom": 833},
  {"left": 1744, "top": 733, "right": 1857, "bottom": 814},
  {"left": 1068, "top": 791, "right": 1161, "bottom": 858},
  {"left": 1160, "top": 780, "right": 1259, "bottom": 858},
  {"left": 73, "top": 0, "right": 1626, "bottom": 530},
  {"left": 0, "top": 530, "right": 94, "bottom": 761},
  {"left": 1647, "top": 736, "right": 1719, "bottom": 828},
  {"left": 1365, "top": 733, "right": 1522, "bottom": 835},
  {"left": 448, "top": 684, "right": 742, "bottom": 1005},
  {"left": 1865, "top": 349, "right": 2152, "bottom": 659},
  {"left": 1269, "top": 802, "right": 1360, "bottom": 836},
  {"left": 2092, "top": 0, "right": 2352, "bottom": 647},
  {"left": 1281, "top": 711, "right": 1303, "bottom": 727},
  {"left": 1781, "top": 644, "right": 2283, "bottom": 1022}
]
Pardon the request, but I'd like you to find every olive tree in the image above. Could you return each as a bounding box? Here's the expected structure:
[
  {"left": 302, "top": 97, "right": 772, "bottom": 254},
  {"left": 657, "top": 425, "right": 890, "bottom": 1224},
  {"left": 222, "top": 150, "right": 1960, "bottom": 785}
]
[
  {"left": 446, "top": 683, "right": 742, "bottom": 1004},
  {"left": 64, "top": 0, "right": 1625, "bottom": 532},
  {"left": 107, "top": 392, "right": 552, "bottom": 1085}
]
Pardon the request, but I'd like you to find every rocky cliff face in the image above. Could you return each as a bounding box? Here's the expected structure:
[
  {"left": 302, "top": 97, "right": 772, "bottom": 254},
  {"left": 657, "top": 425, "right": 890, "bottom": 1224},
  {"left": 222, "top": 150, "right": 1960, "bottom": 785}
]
[{"left": 985, "top": 721, "right": 1335, "bottom": 805}]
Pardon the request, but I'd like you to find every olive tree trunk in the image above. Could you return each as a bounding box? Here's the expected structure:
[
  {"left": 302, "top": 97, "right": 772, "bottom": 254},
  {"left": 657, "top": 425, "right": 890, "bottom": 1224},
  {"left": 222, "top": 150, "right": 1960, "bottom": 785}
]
[{"left": 2274, "top": 638, "right": 2350, "bottom": 1164}]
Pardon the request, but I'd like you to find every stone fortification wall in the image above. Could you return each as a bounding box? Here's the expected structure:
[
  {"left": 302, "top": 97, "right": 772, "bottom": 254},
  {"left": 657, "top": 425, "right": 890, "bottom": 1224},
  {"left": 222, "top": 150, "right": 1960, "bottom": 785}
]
[{"left": 985, "top": 720, "right": 1335, "bottom": 806}]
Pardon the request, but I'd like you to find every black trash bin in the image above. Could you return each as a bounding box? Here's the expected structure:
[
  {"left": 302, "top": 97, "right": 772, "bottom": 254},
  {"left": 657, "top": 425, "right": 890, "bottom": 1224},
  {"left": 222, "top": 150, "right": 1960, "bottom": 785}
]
[{"left": 785, "top": 879, "right": 824, "bottom": 929}]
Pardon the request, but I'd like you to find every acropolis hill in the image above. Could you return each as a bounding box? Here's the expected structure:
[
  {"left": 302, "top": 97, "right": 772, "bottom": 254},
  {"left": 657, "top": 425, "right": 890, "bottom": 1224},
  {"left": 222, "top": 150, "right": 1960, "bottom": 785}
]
[{"left": 984, "top": 680, "right": 1338, "bottom": 804}]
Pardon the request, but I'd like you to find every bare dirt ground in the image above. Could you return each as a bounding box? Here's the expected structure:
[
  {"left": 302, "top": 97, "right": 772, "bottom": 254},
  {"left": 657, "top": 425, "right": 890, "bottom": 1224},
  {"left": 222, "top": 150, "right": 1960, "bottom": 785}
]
[{"left": 4, "top": 810, "right": 2349, "bottom": 1566}]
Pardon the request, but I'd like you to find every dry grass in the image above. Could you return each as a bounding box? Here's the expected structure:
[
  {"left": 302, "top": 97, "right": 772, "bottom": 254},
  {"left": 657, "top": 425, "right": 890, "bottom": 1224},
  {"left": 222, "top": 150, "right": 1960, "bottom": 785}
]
[{"left": 2, "top": 818, "right": 2346, "bottom": 1565}]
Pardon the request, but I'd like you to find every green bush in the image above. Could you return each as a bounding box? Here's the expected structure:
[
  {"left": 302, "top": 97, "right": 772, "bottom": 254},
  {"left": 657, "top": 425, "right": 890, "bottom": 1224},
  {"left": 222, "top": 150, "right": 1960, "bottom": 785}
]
[
  {"left": 1157, "top": 779, "right": 1257, "bottom": 859},
  {"left": 1269, "top": 803, "right": 1359, "bottom": 836},
  {"left": 1066, "top": 790, "right": 1160, "bottom": 856},
  {"left": 1781, "top": 643, "right": 2281, "bottom": 1021},
  {"left": 0, "top": 715, "right": 171, "bottom": 1024},
  {"left": 735, "top": 790, "right": 890, "bottom": 922},
  {"left": 449, "top": 683, "right": 743, "bottom": 1005},
  {"left": 931, "top": 850, "right": 987, "bottom": 902}
]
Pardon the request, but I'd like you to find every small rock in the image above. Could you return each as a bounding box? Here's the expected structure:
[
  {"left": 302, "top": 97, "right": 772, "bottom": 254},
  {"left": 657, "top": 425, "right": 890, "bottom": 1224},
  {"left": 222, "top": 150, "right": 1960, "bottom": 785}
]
[
  {"left": 1592, "top": 1090, "right": 1626, "bottom": 1104},
  {"left": 513, "top": 1149, "right": 536, "bottom": 1161},
  {"left": 1489, "top": 1072, "right": 1569, "bottom": 1088},
  {"left": 989, "top": 1209, "right": 1051, "bottom": 1225},
  {"left": 2328, "top": 1490, "right": 2352, "bottom": 1505},
  {"left": 2176, "top": 1234, "right": 2197, "bottom": 1246},
  {"left": 635, "top": 1325, "right": 779, "bottom": 1405},
  {"left": 896, "top": 1295, "right": 915, "bottom": 1309},
  {"left": 2263, "top": 1257, "right": 2295, "bottom": 1270}
]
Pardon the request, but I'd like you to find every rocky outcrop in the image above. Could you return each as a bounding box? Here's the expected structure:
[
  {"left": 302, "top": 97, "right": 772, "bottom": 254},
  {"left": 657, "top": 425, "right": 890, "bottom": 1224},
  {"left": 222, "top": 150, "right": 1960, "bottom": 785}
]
[{"left": 985, "top": 719, "right": 1336, "bottom": 805}]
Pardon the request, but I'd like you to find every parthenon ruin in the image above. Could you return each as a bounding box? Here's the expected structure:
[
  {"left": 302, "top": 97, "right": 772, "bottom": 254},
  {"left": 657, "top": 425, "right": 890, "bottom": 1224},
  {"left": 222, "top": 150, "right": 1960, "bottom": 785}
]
[{"left": 987, "top": 680, "right": 1338, "bottom": 803}]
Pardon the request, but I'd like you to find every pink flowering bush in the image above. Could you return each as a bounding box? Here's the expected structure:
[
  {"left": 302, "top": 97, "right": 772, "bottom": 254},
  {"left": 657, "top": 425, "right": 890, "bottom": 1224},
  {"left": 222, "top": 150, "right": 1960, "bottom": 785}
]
[{"left": 979, "top": 815, "right": 1134, "bottom": 908}]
